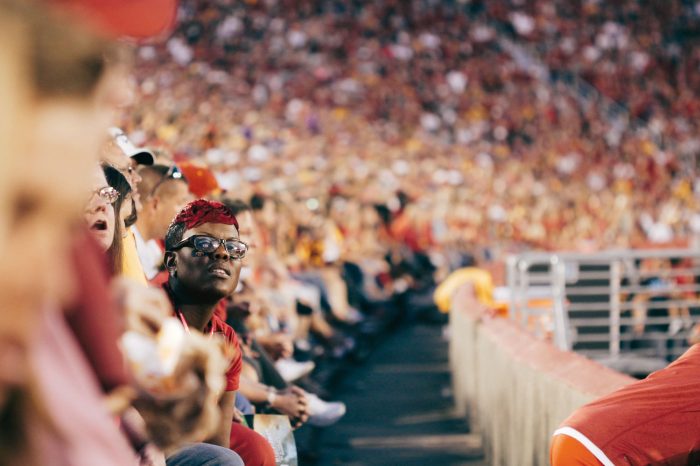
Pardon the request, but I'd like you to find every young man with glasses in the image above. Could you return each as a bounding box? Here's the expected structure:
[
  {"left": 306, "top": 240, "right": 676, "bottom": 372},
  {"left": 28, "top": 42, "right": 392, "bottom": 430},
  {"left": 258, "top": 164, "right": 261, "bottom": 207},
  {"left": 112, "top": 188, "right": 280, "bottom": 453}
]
[
  {"left": 163, "top": 199, "right": 276, "bottom": 466},
  {"left": 135, "top": 164, "right": 192, "bottom": 280}
]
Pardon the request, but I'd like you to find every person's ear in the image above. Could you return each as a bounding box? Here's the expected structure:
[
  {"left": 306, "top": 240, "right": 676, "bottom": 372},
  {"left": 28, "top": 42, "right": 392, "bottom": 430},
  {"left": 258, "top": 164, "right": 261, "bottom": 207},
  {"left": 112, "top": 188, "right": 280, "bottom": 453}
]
[{"left": 164, "top": 251, "right": 177, "bottom": 276}]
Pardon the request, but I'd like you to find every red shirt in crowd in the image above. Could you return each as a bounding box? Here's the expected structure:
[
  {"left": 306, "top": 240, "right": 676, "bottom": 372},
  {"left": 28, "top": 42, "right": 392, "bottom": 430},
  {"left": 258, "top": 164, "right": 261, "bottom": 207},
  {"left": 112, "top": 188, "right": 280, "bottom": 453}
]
[{"left": 559, "top": 344, "right": 700, "bottom": 464}]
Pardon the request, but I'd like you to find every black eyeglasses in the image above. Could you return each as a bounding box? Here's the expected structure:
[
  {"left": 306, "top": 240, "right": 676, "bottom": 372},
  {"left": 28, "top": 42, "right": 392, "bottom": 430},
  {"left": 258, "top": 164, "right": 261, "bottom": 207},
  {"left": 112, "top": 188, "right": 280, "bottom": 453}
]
[
  {"left": 169, "top": 235, "right": 248, "bottom": 259},
  {"left": 150, "top": 165, "right": 184, "bottom": 197},
  {"left": 92, "top": 186, "right": 119, "bottom": 204}
]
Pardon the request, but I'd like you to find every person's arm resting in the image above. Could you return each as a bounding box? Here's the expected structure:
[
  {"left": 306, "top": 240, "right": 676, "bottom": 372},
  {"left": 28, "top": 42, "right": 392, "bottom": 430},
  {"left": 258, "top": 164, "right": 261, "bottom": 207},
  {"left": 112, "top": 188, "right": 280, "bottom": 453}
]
[{"left": 209, "top": 390, "right": 235, "bottom": 447}]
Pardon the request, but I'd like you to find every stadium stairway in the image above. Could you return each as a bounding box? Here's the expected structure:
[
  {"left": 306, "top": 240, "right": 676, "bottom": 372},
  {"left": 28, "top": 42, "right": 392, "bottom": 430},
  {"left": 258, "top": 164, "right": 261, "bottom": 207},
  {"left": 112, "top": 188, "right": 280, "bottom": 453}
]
[{"left": 308, "top": 320, "right": 485, "bottom": 465}]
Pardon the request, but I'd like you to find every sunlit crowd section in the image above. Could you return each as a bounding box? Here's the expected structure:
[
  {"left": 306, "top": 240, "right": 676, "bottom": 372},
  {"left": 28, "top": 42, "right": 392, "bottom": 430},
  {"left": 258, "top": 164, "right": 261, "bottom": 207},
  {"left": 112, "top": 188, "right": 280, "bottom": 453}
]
[{"left": 120, "top": 0, "right": 700, "bottom": 259}]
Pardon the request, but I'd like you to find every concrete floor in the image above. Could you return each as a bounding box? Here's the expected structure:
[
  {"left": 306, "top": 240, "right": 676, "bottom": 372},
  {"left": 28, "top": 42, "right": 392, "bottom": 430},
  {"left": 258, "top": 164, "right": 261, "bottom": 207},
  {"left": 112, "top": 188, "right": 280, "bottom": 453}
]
[{"left": 310, "top": 322, "right": 486, "bottom": 466}]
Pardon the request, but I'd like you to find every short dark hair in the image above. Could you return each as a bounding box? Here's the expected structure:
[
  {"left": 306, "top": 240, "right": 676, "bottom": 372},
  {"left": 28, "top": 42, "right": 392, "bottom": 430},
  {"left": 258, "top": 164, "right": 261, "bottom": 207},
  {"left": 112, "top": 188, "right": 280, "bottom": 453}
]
[
  {"left": 249, "top": 193, "right": 265, "bottom": 211},
  {"left": 221, "top": 198, "right": 250, "bottom": 217},
  {"left": 138, "top": 164, "right": 188, "bottom": 200},
  {"left": 164, "top": 221, "right": 188, "bottom": 251}
]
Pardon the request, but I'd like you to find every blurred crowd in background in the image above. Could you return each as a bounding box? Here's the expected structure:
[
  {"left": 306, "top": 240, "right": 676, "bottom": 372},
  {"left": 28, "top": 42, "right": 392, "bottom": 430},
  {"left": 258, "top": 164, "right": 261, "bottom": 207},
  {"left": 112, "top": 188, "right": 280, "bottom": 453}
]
[{"left": 119, "top": 0, "right": 700, "bottom": 260}]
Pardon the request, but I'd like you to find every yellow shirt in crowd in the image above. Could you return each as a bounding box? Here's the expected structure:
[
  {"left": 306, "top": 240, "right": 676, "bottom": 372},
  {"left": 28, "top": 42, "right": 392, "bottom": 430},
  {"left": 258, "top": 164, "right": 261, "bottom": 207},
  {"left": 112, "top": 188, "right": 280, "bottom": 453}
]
[
  {"left": 121, "top": 230, "right": 148, "bottom": 285},
  {"left": 434, "top": 267, "right": 494, "bottom": 313}
]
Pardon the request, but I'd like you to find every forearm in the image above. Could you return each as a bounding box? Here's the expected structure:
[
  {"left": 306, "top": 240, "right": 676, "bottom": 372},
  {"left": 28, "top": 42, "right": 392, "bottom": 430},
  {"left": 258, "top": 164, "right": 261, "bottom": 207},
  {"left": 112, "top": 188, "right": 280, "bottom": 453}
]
[
  {"left": 209, "top": 391, "right": 235, "bottom": 448},
  {"left": 238, "top": 377, "right": 274, "bottom": 404}
]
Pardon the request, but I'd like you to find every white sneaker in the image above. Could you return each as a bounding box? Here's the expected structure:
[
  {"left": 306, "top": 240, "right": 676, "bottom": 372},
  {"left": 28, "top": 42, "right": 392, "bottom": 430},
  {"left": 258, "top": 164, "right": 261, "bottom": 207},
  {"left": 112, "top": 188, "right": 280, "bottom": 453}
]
[
  {"left": 306, "top": 393, "right": 346, "bottom": 427},
  {"left": 344, "top": 307, "right": 365, "bottom": 324},
  {"left": 275, "top": 358, "right": 315, "bottom": 382},
  {"left": 669, "top": 318, "right": 684, "bottom": 335}
]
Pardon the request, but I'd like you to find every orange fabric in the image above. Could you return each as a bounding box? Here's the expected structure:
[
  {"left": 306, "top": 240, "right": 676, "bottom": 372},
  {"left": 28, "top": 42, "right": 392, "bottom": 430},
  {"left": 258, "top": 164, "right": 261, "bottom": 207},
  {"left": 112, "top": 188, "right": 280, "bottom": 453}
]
[
  {"left": 229, "top": 422, "right": 276, "bottom": 466},
  {"left": 550, "top": 434, "right": 604, "bottom": 466},
  {"left": 559, "top": 344, "right": 700, "bottom": 464},
  {"left": 178, "top": 162, "right": 220, "bottom": 198}
]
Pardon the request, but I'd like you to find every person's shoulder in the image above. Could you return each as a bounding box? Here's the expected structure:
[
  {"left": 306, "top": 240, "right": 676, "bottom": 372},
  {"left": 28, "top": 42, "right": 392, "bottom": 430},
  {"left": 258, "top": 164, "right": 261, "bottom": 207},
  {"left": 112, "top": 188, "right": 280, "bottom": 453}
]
[{"left": 210, "top": 313, "right": 238, "bottom": 343}]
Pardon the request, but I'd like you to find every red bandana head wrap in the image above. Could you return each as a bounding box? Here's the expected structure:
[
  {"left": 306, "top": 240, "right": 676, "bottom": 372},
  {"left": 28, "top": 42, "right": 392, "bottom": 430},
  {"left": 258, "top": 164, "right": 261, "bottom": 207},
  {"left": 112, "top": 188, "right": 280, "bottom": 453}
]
[{"left": 171, "top": 199, "right": 239, "bottom": 231}]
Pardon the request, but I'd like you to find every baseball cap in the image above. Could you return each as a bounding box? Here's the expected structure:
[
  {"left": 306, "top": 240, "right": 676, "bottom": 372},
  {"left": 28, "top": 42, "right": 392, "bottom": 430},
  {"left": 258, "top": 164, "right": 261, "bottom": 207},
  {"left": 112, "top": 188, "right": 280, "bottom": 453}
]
[{"left": 108, "top": 127, "right": 154, "bottom": 165}]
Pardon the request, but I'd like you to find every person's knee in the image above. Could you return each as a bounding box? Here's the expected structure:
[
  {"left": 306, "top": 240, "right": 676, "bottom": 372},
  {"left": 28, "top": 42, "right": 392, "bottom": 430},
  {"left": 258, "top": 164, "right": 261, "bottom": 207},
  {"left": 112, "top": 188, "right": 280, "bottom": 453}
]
[
  {"left": 230, "top": 423, "right": 276, "bottom": 466},
  {"left": 166, "top": 443, "right": 244, "bottom": 466}
]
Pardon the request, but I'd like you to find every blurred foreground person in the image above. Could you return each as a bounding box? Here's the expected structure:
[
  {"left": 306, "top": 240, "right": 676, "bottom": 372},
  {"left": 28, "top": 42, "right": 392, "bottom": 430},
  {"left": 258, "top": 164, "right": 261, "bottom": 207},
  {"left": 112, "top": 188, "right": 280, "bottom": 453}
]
[
  {"left": 0, "top": 2, "right": 123, "bottom": 464},
  {"left": 551, "top": 344, "right": 700, "bottom": 465},
  {"left": 163, "top": 200, "right": 275, "bottom": 465},
  {"left": 0, "top": 1, "right": 227, "bottom": 465}
]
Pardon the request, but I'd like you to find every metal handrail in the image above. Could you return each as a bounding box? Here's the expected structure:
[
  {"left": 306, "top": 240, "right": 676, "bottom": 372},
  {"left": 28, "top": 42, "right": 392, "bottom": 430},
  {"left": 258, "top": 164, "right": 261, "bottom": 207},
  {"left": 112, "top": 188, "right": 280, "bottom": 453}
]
[{"left": 506, "top": 248, "right": 700, "bottom": 373}]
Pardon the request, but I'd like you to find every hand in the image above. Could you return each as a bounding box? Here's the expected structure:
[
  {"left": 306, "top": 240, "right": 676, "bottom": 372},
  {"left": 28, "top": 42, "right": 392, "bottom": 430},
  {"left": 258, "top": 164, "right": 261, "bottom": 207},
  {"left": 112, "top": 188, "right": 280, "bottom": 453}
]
[
  {"left": 689, "top": 324, "right": 700, "bottom": 345},
  {"left": 139, "top": 443, "right": 166, "bottom": 466},
  {"left": 271, "top": 386, "right": 308, "bottom": 426},
  {"left": 257, "top": 333, "right": 294, "bottom": 360},
  {"left": 232, "top": 407, "right": 245, "bottom": 425}
]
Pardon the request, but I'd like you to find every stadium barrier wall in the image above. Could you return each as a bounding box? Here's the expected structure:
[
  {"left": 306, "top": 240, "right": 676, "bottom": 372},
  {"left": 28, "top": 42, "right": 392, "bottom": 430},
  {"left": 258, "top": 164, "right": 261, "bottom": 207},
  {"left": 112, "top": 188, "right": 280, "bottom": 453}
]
[{"left": 449, "top": 283, "right": 635, "bottom": 466}]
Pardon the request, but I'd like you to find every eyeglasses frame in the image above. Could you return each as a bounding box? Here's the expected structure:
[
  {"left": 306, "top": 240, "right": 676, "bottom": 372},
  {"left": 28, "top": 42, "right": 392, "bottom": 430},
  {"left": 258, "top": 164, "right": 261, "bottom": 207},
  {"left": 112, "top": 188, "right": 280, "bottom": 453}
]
[
  {"left": 169, "top": 234, "right": 248, "bottom": 259},
  {"left": 92, "top": 186, "right": 120, "bottom": 205}
]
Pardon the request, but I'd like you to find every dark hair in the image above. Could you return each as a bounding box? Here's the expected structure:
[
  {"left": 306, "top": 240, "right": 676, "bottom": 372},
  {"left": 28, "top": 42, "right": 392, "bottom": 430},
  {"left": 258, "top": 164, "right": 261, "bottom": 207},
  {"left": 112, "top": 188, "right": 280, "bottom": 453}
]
[
  {"left": 221, "top": 198, "right": 251, "bottom": 217},
  {"left": 164, "top": 221, "right": 187, "bottom": 252},
  {"left": 103, "top": 165, "right": 132, "bottom": 274},
  {"left": 249, "top": 193, "right": 265, "bottom": 211},
  {"left": 124, "top": 198, "right": 138, "bottom": 228}
]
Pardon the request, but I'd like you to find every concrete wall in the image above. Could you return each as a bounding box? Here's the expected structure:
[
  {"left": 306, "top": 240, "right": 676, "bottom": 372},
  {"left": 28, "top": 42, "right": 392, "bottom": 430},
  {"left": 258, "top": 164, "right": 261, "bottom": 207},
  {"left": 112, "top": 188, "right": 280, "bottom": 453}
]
[{"left": 449, "top": 284, "right": 634, "bottom": 466}]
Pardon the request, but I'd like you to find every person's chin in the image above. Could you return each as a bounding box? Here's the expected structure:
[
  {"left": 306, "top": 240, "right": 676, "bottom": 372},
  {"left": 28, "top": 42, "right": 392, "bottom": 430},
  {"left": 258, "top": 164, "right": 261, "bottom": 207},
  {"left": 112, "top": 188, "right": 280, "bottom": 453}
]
[
  {"left": 203, "top": 281, "right": 236, "bottom": 299},
  {"left": 89, "top": 230, "right": 113, "bottom": 251}
]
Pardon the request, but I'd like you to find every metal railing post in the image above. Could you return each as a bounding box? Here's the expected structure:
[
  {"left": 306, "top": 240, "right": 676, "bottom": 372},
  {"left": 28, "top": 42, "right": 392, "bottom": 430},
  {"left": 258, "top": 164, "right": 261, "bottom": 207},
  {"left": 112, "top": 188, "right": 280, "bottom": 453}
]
[
  {"left": 518, "top": 259, "right": 530, "bottom": 327},
  {"left": 551, "top": 256, "right": 569, "bottom": 350},
  {"left": 506, "top": 255, "right": 518, "bottom": 321},
  {"left": 609, "top": 260, "right": 622, "bottom": 359}
]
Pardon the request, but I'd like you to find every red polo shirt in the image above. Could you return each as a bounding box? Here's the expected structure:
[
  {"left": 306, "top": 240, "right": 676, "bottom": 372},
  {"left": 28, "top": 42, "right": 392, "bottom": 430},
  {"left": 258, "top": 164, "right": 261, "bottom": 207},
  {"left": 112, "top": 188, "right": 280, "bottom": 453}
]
[{"left": 162, "top": 284, "right": 242, "bottom": 392}]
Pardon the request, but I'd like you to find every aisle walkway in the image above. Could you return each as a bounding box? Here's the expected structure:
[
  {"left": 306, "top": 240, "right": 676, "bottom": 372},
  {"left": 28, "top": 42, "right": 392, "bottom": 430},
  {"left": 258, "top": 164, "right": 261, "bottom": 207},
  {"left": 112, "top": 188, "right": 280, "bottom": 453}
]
[{"left": 315, "top": 322, "right": 485, "bottom": 465}]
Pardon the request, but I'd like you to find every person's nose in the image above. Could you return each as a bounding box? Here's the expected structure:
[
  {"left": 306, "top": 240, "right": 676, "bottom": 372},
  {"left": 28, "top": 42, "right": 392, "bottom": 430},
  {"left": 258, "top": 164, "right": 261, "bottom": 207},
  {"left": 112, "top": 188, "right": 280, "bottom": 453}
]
[
  {"left": 131, "top": 171, "right": 142, "bottom": 185},
  {"left": 87, "top": 196, "right": 109, "bottom": 213},
  {"left": 212, "top": 241, "right": 231, "bottom": 261}
]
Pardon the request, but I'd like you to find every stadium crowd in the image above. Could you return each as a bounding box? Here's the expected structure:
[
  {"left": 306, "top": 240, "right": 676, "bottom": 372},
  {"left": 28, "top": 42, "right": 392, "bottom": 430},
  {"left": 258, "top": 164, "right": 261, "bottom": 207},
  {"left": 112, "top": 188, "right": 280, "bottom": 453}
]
[
  {"left": 3, "top": 0, "right": 700, "bottom": 465},
  {"left": 119, "top": 0, "right": 700, "bottom": 259}
]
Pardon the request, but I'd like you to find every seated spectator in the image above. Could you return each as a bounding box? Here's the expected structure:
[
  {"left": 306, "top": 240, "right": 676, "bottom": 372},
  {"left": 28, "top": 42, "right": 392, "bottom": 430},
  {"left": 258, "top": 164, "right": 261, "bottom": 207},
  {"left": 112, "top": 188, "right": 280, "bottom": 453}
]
[
  {"left": 101, "top": 128, "right": 155, "bottom": 284},
  {"left": 162, "top": 199, "right": 275, "bottom": 466},
  {"left": 135, "top": 163, "right": 192, "bottom": 280}
]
